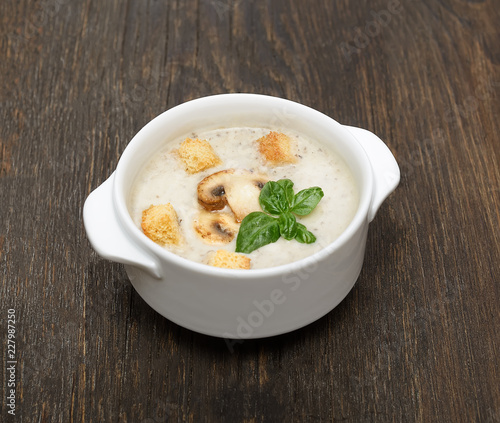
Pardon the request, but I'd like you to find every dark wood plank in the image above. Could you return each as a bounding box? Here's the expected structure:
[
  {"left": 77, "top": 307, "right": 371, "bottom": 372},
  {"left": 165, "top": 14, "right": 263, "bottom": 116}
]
[{"left": 1, "top": 0, "right": 499, "bottom": 421}]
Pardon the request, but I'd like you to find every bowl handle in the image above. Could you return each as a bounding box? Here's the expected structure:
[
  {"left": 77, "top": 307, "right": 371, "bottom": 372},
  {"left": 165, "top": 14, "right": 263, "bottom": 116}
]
[
  {"left": 83, "top": 173, "right": 163, "bottom": 279},
  {"left": 344, "top": 126, "right": 400, "bottom": 222}
]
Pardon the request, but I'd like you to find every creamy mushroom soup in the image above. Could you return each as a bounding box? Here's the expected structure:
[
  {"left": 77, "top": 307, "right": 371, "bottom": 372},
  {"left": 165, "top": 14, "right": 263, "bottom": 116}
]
[{"left": 128, "top": 127, "right": 359, "bottom": 269}]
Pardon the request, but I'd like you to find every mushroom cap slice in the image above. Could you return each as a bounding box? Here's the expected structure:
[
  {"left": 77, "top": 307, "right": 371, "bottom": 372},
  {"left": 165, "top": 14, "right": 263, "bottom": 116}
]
[
  {"left": 193, "top": 211, "right": 239, "bottom": 245},
  {"left": 197, "top": 169, "right": 268, "bottom": 222}
]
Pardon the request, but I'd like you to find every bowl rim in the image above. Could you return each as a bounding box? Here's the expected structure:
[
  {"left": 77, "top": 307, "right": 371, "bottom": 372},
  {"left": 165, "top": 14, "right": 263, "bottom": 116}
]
[{"left": 113, "top": 93, "right": 373, "bottom": 279}]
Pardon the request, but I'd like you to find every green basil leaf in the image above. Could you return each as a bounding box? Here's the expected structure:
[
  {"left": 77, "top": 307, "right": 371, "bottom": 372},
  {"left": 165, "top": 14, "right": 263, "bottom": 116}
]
[
  {"left": 294, "top": 223, "right": 317, "bottom": 244},
  {"left": 291, "top": 187, "right": 324, "bottom": 216},
  {"left": 259, "top": 181, "right": 289, "bottom": 215},
  {"left": 277, "top": 179, "right": 295, "bottom": 208},
  {"left": 278, "top": 212, "right": 297, "bottom": 240},
  {"left": 235, "top": 212, "right": 280, "bottom": 254}
]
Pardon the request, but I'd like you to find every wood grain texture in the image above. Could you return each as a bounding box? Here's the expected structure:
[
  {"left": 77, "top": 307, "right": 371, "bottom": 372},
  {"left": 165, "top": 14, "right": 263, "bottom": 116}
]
[{"left": 1, "top": 0, "right": 499, "bottom": 421}]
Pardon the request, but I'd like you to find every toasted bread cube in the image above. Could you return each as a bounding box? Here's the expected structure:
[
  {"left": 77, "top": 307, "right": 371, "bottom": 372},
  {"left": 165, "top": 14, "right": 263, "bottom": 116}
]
[
  {"left": 256, "top": 131, "right": 297, "bottom": 165},
  {"left": 141, "top": 204, "right": 183, "bottom": 246},
  {"left": 207, "top": 250, "right": 251, "bottom": 270},
  {"left": 177, "top": 138, "right": 221, "bottom": 174}
]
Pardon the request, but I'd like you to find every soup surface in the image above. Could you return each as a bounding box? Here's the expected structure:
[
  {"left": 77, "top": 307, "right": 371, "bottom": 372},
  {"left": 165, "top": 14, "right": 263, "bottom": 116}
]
[{"left": 128, "top": 126, "right": 359, "bottom": 269}]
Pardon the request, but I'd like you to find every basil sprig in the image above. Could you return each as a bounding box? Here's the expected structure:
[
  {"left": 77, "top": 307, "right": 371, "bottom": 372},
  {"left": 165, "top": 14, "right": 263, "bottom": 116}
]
[{"left": 235, "top": 179, "right": 324, "bottom": 254}]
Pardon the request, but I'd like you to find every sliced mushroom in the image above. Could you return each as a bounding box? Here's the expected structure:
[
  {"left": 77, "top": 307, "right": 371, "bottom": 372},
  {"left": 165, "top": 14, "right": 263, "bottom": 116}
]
[
  {"left": 193, "top": 210, "right": 239, "bottom": 245},
  {"left": 197, "top": 169, "right": 268, "bottom": 222}
]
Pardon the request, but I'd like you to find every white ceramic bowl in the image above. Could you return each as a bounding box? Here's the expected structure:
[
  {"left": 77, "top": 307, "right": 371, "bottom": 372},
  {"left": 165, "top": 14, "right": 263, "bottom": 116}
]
[{"left": 83, "top": 94, "right": 400, "bottom": 339}]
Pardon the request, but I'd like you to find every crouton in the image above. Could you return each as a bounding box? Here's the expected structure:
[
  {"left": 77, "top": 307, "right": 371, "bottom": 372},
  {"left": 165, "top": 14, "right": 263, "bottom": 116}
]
[
  {"left": 141, "top": 203, "right": 183, "bottom": 246},
  {"left": 177, "top": 138, "right": 221, "bottom": 174},
  {"left": 256, "top": 131, "right": 297, "bottom": 165},
  {"left": 207, "top": 250, "right": 251, "bottom": 270}
]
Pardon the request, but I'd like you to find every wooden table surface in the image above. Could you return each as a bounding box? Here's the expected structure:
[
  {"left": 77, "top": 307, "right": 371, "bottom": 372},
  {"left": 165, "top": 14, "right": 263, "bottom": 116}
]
[{"left": 1, "top": 0, "right": 499, "bottom": 421}]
